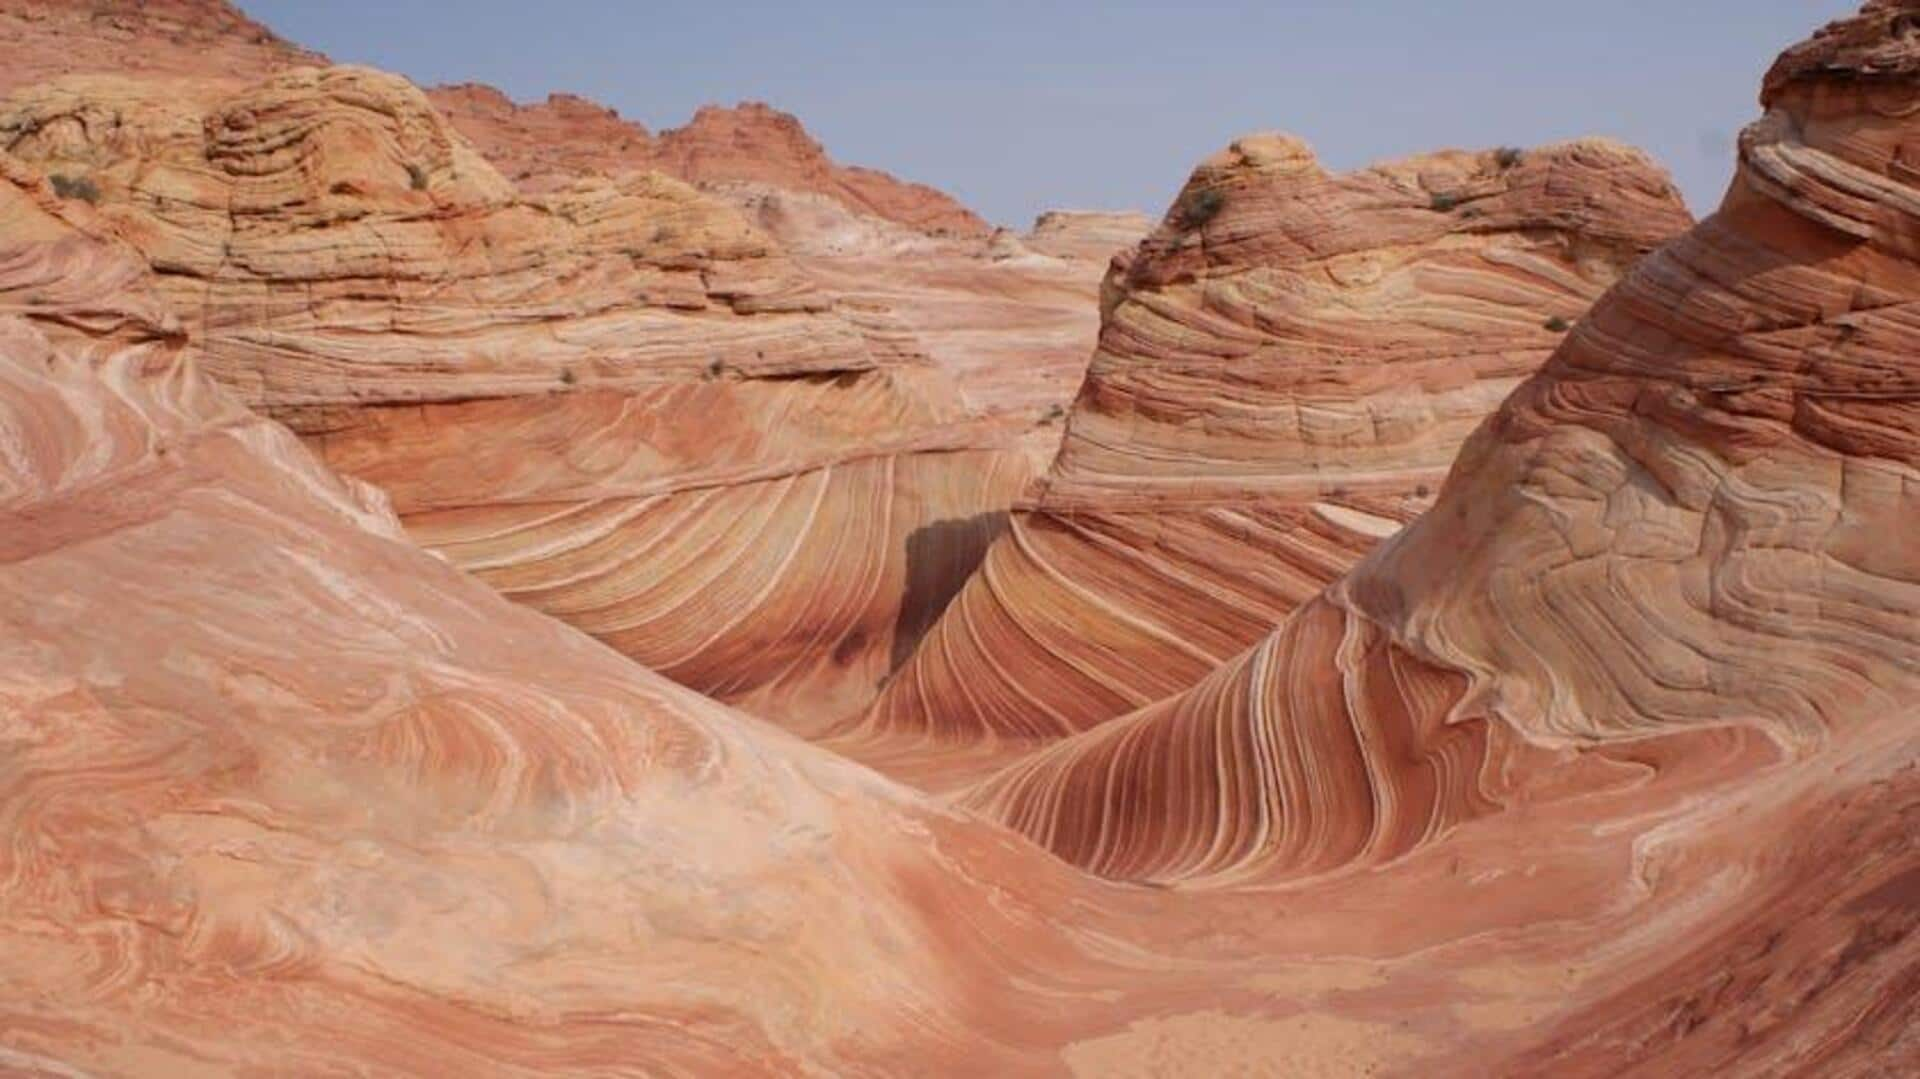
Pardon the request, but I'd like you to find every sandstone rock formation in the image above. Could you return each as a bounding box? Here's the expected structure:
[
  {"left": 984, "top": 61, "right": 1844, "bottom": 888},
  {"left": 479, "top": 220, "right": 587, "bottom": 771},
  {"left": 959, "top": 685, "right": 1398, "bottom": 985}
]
[
  {"left": 1023, "top": 209, "right": 1156, "bottom": 261},
  {"left": 959, "top": 3, "right": 1920, "bottom": 1064},
  {"left": 426, "top": 86, "right": 1117, "bottom": 454},
  {"left": 0, "top": 0, "right": 320, "bottom": 96},
  {"left": 0, "top": 66, "right": 1028, "bottom": 726},
  {"left": 857, "top": 134, "right": 1695, "bottom": 762},
  {"left": 0, "top": 196, "right": 1092, "bottom": 1073},
  {"left": 2, "top": 7, "right": 1914, "bottom": 1065},
  {"left": 430, "top": 86, "right": 990, "bottom": 237}
]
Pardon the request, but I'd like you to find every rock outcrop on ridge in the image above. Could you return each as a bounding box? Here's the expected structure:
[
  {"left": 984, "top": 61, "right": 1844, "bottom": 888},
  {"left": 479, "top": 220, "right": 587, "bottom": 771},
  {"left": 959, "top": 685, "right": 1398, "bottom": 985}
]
[
  {"left": 430, "top": 86, "right": 991, "bottom": 237},
  {"left": 0, "top": 66, "right": 1028, "bottom": 726},
  {"left": 858, "top": 134, "right": 1694, "bottom": 758}
]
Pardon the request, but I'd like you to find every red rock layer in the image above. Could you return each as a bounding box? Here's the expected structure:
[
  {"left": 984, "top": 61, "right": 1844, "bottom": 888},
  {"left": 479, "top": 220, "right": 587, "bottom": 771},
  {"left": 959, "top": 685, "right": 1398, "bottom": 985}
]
[
  {"left": 429, "top": 86, "right": 991, "bottom": 238},
  {"left": 0, "top": 66, "right": 1028, "bottom": 726},
  {"left": 858, "top": 135, "right": 1693, "bottom": 760},
  {"left": 0, "top": 0, "right": 321, "bottom": 96}
]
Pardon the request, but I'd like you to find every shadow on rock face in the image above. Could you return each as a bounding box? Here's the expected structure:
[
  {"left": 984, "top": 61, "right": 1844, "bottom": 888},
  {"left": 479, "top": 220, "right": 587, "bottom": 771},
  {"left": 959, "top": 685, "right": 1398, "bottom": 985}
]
[{"left": 887, "top": 510, "right": 1009, "bottom": 677}]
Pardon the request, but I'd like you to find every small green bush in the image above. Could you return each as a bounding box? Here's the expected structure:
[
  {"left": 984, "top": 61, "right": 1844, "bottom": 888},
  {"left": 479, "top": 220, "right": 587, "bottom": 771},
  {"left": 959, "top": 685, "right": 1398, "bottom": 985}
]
[
  {"left": 558, "top": 369, "right": 578, "bottom": 385},
  {"left": 1430, "top": 192, "right": 1462, "bottom": 212},
  {"left": 1544, "top": 315, "right": 1572, "bottom": 333},
  {"left": 48, "top": 173, "right": 101, "bottom": 204},
  {"left": 1494, "top": 146, "right": 1524, "bottom": 169},
  {"left": 1177, "top": 188, "right": 1225, "bottom": 229}
]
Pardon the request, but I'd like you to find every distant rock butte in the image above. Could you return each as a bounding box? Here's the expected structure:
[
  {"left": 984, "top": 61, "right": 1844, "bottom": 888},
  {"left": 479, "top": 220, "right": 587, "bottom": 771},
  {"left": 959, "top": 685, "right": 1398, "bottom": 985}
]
[
  {"left": 856, "top": 134, "right": 1694, "bottom": 762},
  {"left": 0, "top": 65, "right": 1028, "bottom": 727},
  {"left": 0, "top": 1, "right": 992, "bottom": 240},
  {"left": 430, "top": 85, "right": 991, "bottom": 237}
]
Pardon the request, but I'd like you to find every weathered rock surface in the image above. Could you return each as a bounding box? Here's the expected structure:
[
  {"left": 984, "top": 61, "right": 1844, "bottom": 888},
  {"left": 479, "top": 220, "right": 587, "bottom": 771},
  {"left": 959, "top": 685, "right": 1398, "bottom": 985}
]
[
  {"left": 857, "top": 134, "right": 1694, "bottom": 759},
  {"left": 0, "top": 0, "right": 320, "bottom": 96},
  {"left": 430, "top": 86, "right": 990, "bottom": 237},
  {"left": 0, "top": 66, "right": 1028, "bottom": 726}
]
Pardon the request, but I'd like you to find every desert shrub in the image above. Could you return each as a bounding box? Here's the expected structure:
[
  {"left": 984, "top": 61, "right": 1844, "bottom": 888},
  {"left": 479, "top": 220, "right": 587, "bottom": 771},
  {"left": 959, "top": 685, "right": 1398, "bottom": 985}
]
[
  {"left": 405, "top": 163, "right": 429, "bottom": 191},
  {"left": 1544, "top": 315, "right": 1572, "bottom": 332},
  {"left": 558, "top": 369, "right": 577, "bottom": 385},
  {"left": 1178, "top": 188, "right": 1225, "bottom": 229},
  {"left": 1430, "top": 192, "right": 1462, "bottom": 212},
  {"left": 48, "top": 173, "right": 100, "bottom": 204},
  {"left": 1494, "top": 146, "right": 1524, "bottom": 169}
]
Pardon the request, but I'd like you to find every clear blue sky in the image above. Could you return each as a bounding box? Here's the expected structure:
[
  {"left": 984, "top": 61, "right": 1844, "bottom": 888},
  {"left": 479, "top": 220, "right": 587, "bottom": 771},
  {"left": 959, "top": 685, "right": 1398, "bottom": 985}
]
[{"left": 244, "top": 1, "right": 1858, "bottom": 228}]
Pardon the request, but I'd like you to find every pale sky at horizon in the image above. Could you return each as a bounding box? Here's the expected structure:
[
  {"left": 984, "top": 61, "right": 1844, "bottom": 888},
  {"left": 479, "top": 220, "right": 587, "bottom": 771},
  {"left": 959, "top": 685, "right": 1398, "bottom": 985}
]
[{"left": 244, "top": 1, "right": 1859, "bottom": 228}]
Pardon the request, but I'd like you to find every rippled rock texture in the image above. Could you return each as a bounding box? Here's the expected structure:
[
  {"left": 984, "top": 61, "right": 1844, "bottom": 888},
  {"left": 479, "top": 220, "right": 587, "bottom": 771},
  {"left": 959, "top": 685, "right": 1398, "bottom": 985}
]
[
  {"left": 860, "top": 134, "right": 1695, "bottom": 756},
  {"left": 958, "top": 5, "right": 1919, "bottom": 1067},
  {"left": 0, "top": 201, "right": 1094, "bottom": 1074},
  {"left": 0, "top": 66, "right": 1028, "bottom": 726},
  {"left": 0, "top": 3, "right": 1914, "bottom": 1076}
]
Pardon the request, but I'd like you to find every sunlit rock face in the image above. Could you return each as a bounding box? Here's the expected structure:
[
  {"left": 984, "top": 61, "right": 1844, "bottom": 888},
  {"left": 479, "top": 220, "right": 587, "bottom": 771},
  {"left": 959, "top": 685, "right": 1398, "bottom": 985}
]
[
  {"left": 0, "top": 66, "right": 1030, "bottom": 726},
  {"left": 859, "top": 133, "right": 1694, "bottom": 759}
]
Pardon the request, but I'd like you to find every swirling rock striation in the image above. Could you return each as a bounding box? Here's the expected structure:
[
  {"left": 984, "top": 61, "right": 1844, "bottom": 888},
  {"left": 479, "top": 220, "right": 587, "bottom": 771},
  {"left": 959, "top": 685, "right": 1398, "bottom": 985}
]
[
  {"left": 861, "top": 134, "right": 1693, "bottom": 754},
  {"left": 0, "top": 67, "right": 1028, "bottom": 725},
  {"left": 964, "top": 2, "right": 1919, "bottom": 892},
  {"left": 0, "top": 212, "right": 1093, "bottom": 1073}
]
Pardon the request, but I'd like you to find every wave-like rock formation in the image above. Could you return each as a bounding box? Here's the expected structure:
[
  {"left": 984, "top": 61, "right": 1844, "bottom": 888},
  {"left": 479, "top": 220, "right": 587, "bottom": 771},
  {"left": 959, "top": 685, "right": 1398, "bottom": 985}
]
[
  {"left": 0, "top": 204, "right": 1095, "bottom": 1073},
  {"left": 965, "top": 2, "right": 1918, "bottom": 887},
  {"left": 430, "top": 86, "right": 990, "bottom": 237},
  {"left": 0, "top": 5, "right": 1915, "bottom": 1076},
  {"left": 0, "top": 67, "right": 1028, "bottom": 726},
  {"left": 860, "top": 135, "right": 1694, "bottom": 755}
]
